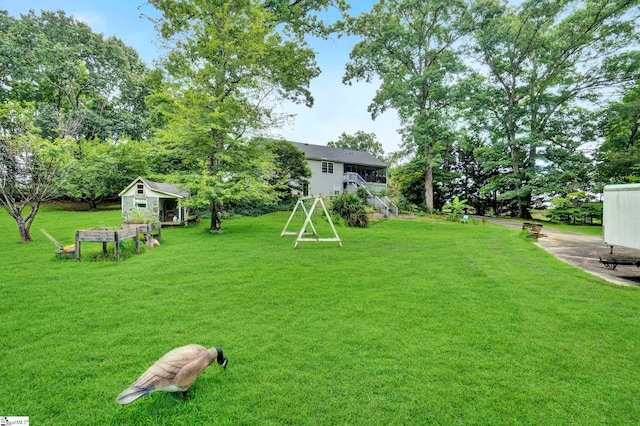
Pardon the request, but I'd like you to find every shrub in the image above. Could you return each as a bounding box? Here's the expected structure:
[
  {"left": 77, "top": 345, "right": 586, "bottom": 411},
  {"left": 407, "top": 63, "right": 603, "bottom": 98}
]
[
  {"left": 547, "top": 192, "right": 602, "bottom": 224},
  {"left": 355, "top": 186, "right": 369, "bottom": 202},
  {"left": 330, "top": 193, "right": 369, "bottom": 227},
  {"left": 125, "top": 208, "right": 159, "bottom": 224}
]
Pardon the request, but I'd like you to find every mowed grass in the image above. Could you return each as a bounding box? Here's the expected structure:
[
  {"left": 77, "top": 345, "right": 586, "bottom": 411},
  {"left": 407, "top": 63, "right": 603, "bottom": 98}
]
[{"left": 1, "top": 206, "right": 640, "bottom": 425}]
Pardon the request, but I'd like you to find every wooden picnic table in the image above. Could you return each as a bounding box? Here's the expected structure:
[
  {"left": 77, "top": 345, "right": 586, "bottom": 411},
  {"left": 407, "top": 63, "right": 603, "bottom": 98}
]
[{"left": 599, "top": 256, "right": 640, "bottom": 271}]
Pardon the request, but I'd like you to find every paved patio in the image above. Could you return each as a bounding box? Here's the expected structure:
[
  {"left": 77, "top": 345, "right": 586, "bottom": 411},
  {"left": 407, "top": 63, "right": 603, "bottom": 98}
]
[{"left": 485, "top": 217, "right": 640, "bottom": 287}]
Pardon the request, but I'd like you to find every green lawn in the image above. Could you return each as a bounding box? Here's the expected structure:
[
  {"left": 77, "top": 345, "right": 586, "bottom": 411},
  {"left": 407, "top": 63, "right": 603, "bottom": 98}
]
[
  {"left": 538, "top": 221, "right": 604, "bottom": 236},
  {"left": 1, "top": 206, "right": 639, "bottom": 425},
  {"left": 493, "top": 214, "right": 604, "bottom": 237}
]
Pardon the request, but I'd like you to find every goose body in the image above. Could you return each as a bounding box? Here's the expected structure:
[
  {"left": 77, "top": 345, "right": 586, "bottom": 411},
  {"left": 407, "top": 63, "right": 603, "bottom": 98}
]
[{"left": 116, "top": 344, "right": 228, "bottom": 405}]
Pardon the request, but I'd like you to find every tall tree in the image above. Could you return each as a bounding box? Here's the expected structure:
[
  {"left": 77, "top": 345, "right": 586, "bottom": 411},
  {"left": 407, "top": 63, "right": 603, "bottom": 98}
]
[
  {"left": 148, "top": 0, "right": 340, "bottom": 231},
  {"left": 470, "top": 0, "right": 640, "bottom": 218},
  {"left": 327, "top": 131, "right": 385, "bottom": 158},
  {"left": 342, "top": 0, "right": 472, "bottom": 212}
]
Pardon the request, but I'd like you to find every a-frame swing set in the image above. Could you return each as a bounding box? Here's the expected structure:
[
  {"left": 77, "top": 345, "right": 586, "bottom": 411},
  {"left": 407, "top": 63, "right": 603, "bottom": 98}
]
[{"left": 281, "top": 196, "right": 342, "bottom": 248}]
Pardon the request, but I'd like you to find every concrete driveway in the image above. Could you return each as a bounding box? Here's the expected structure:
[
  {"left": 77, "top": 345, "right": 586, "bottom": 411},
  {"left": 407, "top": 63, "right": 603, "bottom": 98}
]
[{"left": 484, "top": 217, "right": 640, "bottom": 287}]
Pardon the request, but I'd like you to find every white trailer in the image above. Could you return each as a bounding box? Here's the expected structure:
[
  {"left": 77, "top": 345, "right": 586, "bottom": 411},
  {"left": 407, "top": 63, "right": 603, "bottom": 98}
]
[{"left": 603, "top": 183, "right": 640, "bottom": 250}]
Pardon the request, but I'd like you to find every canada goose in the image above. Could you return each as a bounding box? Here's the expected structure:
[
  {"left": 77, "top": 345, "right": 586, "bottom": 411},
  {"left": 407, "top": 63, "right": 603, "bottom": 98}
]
[{"left": 116, "top": 344, "right": 228, "bottom": 405}]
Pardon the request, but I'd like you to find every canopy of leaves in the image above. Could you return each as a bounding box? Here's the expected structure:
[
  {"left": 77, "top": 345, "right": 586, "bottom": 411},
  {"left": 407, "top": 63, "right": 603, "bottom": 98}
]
[
  {"left": 327, "top": 131, "right": 384, "bottom": 158},
  {"left": 468, "top": 0, "right": 640, "bottom": 217},
  {"left": 147, "top": 0, "right": 341, "bottom": 230},
  {"left": 342, "top": 0, "right": 472, "bottom": 212},
  {"left": 0, "top": 10, "right": 151, "bottom": 142},
  {"left": 64, "top": 140, "right": 149, "bottom": 210},
  {"left": 262, "top": 139, "right": 311, "bottom": 196},
  {"left": 596, "top": 81, "right": 640, "bottom": 183}
]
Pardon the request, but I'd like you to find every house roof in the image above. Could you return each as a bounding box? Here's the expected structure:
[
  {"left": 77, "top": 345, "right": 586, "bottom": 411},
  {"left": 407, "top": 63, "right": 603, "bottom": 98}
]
[
  {"left": 118, "top": 176, "right": 189, "bottom": 198},
  {"left": 287, "top": 141, "right": 387, "bottom": 168}
]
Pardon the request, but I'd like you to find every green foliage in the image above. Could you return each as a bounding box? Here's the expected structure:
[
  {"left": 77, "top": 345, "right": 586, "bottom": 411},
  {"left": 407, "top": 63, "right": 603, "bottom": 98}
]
[
  {"left": 125, "top": 208, "right": 160, "bottom": 225},
  {"left": 442, "top": 196, "right": 472, "bottom": 215},
  {"left": 262, "top": 139, "right": 311, "bottom": 197},
  {"left": 547, "top": 192, "right": 603, "bottom": 225},
  {"left": 84, "top": 239, "right": 146, "bottom": 262},
  {"left": 170, "top": 138, "right": 279, "bottom": 231},
  {"left": 596, "top": 82, "right": 640, "bottom": 184},
  {"left": 0, "top": 10, "right": 151, "bottom": 142},
  {"left": 224, "top": 195, "right": 299, "bottom": 218},
  {"left": 147, "top": 0, "right": 326, "bottom": 231},
  {"left": 342, "top": 0, "right": 471, "bottom": 213},
  {"left": 442, "top": 196, "right": 475, "bottom": 222},
  {"left": 469, "top": 0, "right": 639, "bottom": 218},
  {"left": 447, "top": 132, "right": 500, "bottom": 216},
  {"left": 327, "top": 131, "right": 384, "bottom": 158},
  {"left": 330, "top": 193, "right": 369, "bottom": 227},
  {"left": 3, "top": 208, "right": 640, "bottom": 424},
  {"left": 355, "top": 186, "right": 369, "bottom": 202},
  {"left": 0, "top": 102, "right": 76, "bottom": 242},
  {"left": 64, "top": 140, "right": 148, "bottom": 210},
  {"left": 389, "top": 156, "right": 458, "bottom": 212}
]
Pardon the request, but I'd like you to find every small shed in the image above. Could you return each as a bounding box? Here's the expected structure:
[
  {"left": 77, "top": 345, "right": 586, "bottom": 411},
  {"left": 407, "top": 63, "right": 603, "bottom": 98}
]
[{"left": 119, "top": 177, "right": 189, "bottom": 225}]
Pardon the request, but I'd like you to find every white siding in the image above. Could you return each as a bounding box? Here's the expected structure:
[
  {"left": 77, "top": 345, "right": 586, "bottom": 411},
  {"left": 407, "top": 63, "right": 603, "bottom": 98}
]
[
  {"left": 603, "top": 183, "right": 640, "bottom": 250},
  {"left": 121, "top": 184, "right": 170, "bottom": 199},
  {"left": 120, "top": 179, "right": 187, "bottom": 223},
  {"left": 307, "top": 160, "right": 344, "bottom": 196}
]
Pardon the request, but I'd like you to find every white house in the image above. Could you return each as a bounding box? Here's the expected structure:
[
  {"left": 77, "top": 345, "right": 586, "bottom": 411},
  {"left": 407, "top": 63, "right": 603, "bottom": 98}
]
[
  {"left": 287, "top": 142, "right": 397, "bottom": 216},
  {"left": 288, "top": 141, "right": 388, "bottom": 196},
  {"left": 119, "top": 177, "right": 189, "bottom": 224}
]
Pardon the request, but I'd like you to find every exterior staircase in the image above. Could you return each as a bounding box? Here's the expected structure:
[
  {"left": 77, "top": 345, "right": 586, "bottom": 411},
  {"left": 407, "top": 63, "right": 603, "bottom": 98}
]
[{"left": 343, "top": 172, "right": 398, "bottom": 217}]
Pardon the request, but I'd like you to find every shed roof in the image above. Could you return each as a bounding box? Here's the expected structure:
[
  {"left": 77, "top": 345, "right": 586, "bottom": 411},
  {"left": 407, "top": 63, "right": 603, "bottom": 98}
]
[
  {"left": 287, "top": 141, "right": 386, "bottom": 168},
  {"left": 119, "top": 176, "right": 189, "bottom": 198}
]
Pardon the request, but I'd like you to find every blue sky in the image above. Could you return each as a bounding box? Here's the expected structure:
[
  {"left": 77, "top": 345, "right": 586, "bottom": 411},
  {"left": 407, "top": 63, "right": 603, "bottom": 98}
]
[{"left": 3, "top": 0, "right": 405, "bottom": 154}]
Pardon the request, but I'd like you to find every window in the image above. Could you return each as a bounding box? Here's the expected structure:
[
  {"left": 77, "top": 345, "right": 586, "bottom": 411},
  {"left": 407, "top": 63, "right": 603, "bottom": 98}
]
[
  {"left": 135, "top": 198, "right": 147, "bottom": 209},
  {"left": 321, "top": 161, "right": 334, "bottom": 174},
  {"left": 136, "top": 184, "right": 144, "bottom": 195}
]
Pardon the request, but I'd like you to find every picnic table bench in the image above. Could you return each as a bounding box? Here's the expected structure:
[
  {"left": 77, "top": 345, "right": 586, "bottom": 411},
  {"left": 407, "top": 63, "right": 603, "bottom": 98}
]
[{"left": 598, "top": 256, "right": 640, "bottom": 270}]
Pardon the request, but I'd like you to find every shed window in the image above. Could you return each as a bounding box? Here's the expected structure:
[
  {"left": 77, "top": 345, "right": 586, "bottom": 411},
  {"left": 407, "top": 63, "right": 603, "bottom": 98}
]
[
  {"left": 135, "top": 198, "right": 147, "bottom": 209},
  {"left": 136, "top": 184, "right": 144, "bottom": 195},
  {"left": 321, "top": 161, "right": 334, "bottom": 174}
]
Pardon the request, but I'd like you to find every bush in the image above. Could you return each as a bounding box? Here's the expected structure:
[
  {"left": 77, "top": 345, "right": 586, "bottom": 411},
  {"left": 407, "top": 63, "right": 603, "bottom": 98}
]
[
  {"left": 223, "top": 197, "right": 298, "bottom": 217},
  {"left": 330, "top": 193, "right": 369, "bottom": 227},
  {"left": 125, "top": 208, "right": 159, "bottom": 224},
  {"left": 547, "top": 192, "right": 602, "bottom": 224},
  {"left": 355, "top": 186, "right": 369, "bottom": 202}
]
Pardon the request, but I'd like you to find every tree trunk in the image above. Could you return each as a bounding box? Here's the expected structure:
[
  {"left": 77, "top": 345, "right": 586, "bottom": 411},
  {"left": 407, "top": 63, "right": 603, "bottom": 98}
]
[
  {"left": 518, "top": 194, "right": 532, "bottom": 219},
  {"left": 424, "top": 165, "right": 434, "bottom": 213},
  {"left": 16, "top": 214, "right": 32, "bottom": 243},
  {"left": 209, "top": 202, "right": 222, "bottom": 231},
  {"left": 518, "top": 203, "right": 532, "bottom": 219}
]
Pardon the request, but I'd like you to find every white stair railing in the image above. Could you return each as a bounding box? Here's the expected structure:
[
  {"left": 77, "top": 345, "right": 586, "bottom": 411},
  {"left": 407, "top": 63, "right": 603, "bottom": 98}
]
[{"left": 343, "top": 173, "right": 398, "bottom": 217}]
